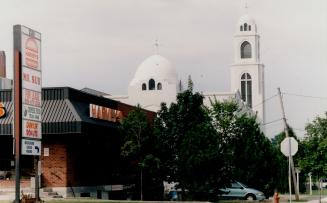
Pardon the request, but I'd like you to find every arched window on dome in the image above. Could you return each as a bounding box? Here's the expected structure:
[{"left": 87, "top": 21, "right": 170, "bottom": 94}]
[
  {"left": 142, "top": 83, "right": 146, "bottom": 91},
  {"left": 240, "top": 25, "right": 243, "bottom": 31},
  {"left": 241, "top": 41, "right": 252, "bottom": 59},
  {"left": 248, "top": 25, "right": 251, "bottom": 31},
  {"left": 157, "top": 83, "right": 162, "bottom": 90},
  {"left": 149, "top": 79, "right": 155, "bottom": 90},
  {"left": 241, "top": 73, "right": 252, "bottom": 108},
  {"left": 244, "top": 23, "right": 247, "bottom": 31}
]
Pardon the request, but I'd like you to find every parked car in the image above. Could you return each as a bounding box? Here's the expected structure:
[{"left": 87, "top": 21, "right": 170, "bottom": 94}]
[
  {"left": 320, "top": 178, "right": 327, "bottom": 188},
  {"left": 218, "top": 181, "right": 266, "bottom": 201}
]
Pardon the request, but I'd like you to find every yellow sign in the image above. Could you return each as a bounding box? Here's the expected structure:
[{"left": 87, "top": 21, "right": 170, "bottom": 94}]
[{"left": 0, "top": 102, "right": 5, "bottom": 118}]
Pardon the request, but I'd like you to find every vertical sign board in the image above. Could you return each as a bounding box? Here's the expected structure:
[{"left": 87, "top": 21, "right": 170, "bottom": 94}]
[{"left": 14, "top": 25, "right": 42, "bottom": 156}]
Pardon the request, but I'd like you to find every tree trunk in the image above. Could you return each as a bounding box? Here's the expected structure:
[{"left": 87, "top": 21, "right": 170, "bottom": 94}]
[{"left": 140, "top": 168, "right": 143, "bottom": 200}]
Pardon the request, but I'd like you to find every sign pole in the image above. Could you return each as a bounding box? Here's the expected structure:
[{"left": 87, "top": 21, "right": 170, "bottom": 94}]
[
  {"left": 288, "top": 145, "right": 292, "bottom": 203},
  {"left": 14, "top": 24, "right": 42, "bottom": 203},
  {"left": 277, "top": 88, "right": 300, "bottom": 201},
  {"left": 309, "top": 173, "right": 312, "bottom": 195},
  {"left": 14, "top": 49, "right": 22, "bottom": 203},
  {"left": 34, "top": 156, "right": 40, "bottom": 202}
]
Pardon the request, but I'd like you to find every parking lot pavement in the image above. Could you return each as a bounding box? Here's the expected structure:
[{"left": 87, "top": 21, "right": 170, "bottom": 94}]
[
  {"left": 306, "top": 197, "right": 327, "bottom": 203},
  {"left": 275, "top": 194, "right": 327, "bottom": 203}
]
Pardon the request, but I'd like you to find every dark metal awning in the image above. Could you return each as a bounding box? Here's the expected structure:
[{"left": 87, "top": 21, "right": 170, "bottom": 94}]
[{"left": 0, "top": 87, "right": 120, "bottom": 136}]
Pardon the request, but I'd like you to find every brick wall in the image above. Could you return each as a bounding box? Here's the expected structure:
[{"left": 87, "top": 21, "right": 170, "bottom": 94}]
[
  {"left": 117, "top": 102, "right": 156, "bottom": 123},
  {"left": 41, "top": 143, "right": 68, "bottom": 187}
]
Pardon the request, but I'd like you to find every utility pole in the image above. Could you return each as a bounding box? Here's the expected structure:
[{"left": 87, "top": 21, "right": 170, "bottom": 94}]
[{"left": 277, "top": 88, "right": 300, "bottom": 201}]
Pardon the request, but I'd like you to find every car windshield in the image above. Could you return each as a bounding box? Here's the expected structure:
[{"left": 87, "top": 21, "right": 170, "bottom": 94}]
[{"left": 237, "top": 181, "right": 248, "bottom": 188}]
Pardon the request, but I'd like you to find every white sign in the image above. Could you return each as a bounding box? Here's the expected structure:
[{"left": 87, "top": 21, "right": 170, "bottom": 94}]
[
  {"left": 22, "top": 67, "right": 41, "bottom": 92},
  {"left": 21, "top": 28, "right": 41, "bottom": 70},
  {"left": 44, "top": 148, "right": 49, "bottom": 157},
  {"left": 22, "top": 120, "right": 42, "bottom": 139},
  {"left": 22, "top": 89, "right": 41, "bottom": 107},
  {"left": 15, "top": 25, "right": 42, "bottom": 156},
  {"left": 281, "top": 137, "right": 298, "bottom": 157},
  {"left": 23, "top": 104, "right": 41, "bottom": 122},
  {"left": 22, "top": 139, "right": 41, "bottom": 156}
]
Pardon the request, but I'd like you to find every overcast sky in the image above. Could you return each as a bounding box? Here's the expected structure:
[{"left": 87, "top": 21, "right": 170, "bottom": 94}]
[{"left": 0, "top": 0, "right": 326, "bottom": 138}]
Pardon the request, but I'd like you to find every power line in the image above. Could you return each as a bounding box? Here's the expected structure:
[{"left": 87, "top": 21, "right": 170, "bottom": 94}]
[
  {"left": 262, "top": 118, "right": 283, "bottom": 126},
  {"left": 252, "top": 94, "right": 278, "bottom": 108},
  {"left": 292, "top": 128, "right": 306, "bottom": 132},
  {"left": 282, "top": 92, "right": 327, "bottom": 100}
]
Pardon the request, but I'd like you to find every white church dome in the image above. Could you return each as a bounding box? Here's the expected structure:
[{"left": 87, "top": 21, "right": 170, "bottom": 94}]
[{"left": 130, "top": 54, "right": 178, "bottom": 86}]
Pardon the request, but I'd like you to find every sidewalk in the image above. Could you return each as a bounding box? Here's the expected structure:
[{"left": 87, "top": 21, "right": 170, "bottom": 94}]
[{"left": 276, "top": 194, "right": 327, "bottom": 203}]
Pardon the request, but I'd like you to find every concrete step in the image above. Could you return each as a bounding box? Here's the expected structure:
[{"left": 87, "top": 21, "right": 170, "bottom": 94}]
[
  {"left": 42, "top": 188, "right": 53, "bottom": 193},
  {"left": 47, "top": 192, "right": 58, "bottom": 196},
  {"left": 41, "top": 189, "right": 64, "bottom": 199}
]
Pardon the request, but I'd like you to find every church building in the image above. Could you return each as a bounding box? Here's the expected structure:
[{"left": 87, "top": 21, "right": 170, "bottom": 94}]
[{"left": 108, "top": 14, "right": 265, "bottom": 123}]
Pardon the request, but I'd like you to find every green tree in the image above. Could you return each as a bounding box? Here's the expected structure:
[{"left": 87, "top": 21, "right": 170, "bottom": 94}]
[
  {"left": 155, "top": 90, "right": 286, "bottom": 199},
  {"left": 120, "top": 105, "right": 161, "bottom": 200},
  {"left": 299, "top": 113, "right": 327, "bottom": 181},
  {"left": 209, "top": 99, "right": 277, "bottom": 197},
  {"left": 154, "top": 89, "right": 228, "bottom": 200}
]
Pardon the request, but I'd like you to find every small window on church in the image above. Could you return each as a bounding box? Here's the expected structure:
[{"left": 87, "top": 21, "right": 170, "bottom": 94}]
[
  {"left": 244, "top": 23, "right": 247, "bottom": 31},
  {"left": 249, "top": 25, "right": 251, "bottom": 31},
  {"left": 241, "top": 41, "right": 252, "bottom": 58},
  {"left": 240, "top": 26, "right": 243, "bottom": 31},
  {"left": 149, "top": 79, "right": 155, "bottom": 90},
  {"left": 142, "top": 83, "right": 146, "bottom": 91},
  {"left": 157, "top": 83, "right": 162, "bottom": 90}
]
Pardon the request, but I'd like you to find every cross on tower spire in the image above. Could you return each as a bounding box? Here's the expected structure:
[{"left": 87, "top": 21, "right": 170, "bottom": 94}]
[
  {"left": 154, "top": 39, "right": 160, "bottom": 55},
  {"left": 244, "top": 0, "right": 248, "bottom": 13}
]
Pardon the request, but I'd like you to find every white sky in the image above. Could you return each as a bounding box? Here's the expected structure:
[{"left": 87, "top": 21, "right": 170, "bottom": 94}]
[{"left": 0, "top": 0, "right": 326, "bottom": 138}]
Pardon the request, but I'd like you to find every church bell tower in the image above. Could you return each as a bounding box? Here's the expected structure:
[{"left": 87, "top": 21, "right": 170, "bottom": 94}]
[{"left": 230, "top": 15, "right": 265, "bottom": 123}]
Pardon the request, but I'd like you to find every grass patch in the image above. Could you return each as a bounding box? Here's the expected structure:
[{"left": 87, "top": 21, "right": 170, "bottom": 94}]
[
  {"left": 45, "top": 201, "right": 136, "bottom": 203},
  {"left": 310, "top": 189, "right": 327, "bottom": 196}
]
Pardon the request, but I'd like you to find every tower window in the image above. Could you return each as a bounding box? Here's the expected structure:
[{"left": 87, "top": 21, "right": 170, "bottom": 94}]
[
  {"left": 241, "top": 41, "right": 252, "bottom": 58},
  {"left": 157, "top": 82, "right": 162, "bottom": 90},
  {"left": 244, "top": 23, "right": 247, "bottom": 31},
  {"left": 149, "top": 79, "right": 155, "bottom": 90},
  {"left": 142, "top": 83, "right": 146, "bottom": 91},
  {"left": 240, "top": 25, "right": 243, "bottom": 31},
  {"left": 241, "top": 73, "right": 252, "bottom": 108},
  {"left": 249, "top": 25, "right": 251, "bottom": 31}
]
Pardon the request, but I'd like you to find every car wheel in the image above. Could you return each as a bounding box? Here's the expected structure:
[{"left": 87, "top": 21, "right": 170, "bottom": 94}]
[{"left": 245, "top": 194, "right": 256, "bottom": 201}]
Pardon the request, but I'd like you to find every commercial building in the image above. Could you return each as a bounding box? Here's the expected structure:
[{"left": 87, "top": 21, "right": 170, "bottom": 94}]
[{"left": 0, "top": 87, "right": 155, "bottom": 198}]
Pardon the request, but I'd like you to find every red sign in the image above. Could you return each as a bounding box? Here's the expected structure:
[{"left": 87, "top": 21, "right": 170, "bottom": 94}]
[
  {"left": 22, "top": 120, "right": 42, "bottom": 139},
  {"left": 89, "top": 104, "right": 123, "bottom": 123}
]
